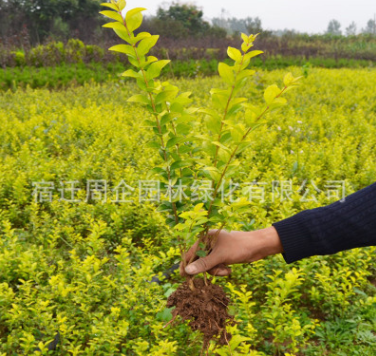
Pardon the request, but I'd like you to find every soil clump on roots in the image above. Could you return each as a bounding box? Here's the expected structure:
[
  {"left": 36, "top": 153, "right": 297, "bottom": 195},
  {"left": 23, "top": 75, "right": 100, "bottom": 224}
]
[{"left": 167, "top": 277, "right": 235, "bottom": 351}]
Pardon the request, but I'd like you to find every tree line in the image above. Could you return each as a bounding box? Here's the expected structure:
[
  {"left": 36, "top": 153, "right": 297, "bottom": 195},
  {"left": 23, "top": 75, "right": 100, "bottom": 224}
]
[{"left": 0, "top": 0, "right": 375, "bottom": 48}]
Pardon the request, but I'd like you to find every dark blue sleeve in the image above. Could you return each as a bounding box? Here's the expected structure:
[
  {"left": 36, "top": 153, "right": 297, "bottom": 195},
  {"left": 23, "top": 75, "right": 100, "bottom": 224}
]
[{"left": 272, "top": 183, "right": 376, "bottom": 263}]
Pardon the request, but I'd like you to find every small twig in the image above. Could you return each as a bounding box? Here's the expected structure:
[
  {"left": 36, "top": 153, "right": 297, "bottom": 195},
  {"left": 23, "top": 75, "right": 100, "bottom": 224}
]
[
  {"left": 211, "top": 342, "right": 219, "bottom": 353},
  {"left": 200, "top": 343, "right": 206, "bottom": 356},
  {"left": 163, "top": 313, "right": 178, "bottom": 329},
  {"left": 209, "top": 223, "right": 226, "bottom": 250},
  {"left": 224, "top": 329, "right": 233, "bottom": 356},
  {"left": 203, "top": 272, "right": 208, "bottom": 286},
  {"left": 206, "top": 342, "right": 210, "bottom": 356},
  {"left": 188, "top": 277, "right": 195, "bottom": 291},
  {"left": 59, "top": 236, "right": 74, "bottom": 249}
]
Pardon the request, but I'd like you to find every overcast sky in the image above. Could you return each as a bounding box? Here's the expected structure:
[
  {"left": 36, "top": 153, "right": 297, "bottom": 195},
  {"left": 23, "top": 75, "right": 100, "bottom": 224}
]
[{"left": 125, "top": 0, "right": 376, "bottom": 34}]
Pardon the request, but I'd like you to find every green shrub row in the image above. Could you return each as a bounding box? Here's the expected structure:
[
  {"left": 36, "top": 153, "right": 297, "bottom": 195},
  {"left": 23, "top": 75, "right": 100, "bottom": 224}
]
[
  {"left": 1, "top": 56, "right": 374, "bottom": 91},
  {"left": 1, "top": 39, "right": 119, "bottom": 68}
]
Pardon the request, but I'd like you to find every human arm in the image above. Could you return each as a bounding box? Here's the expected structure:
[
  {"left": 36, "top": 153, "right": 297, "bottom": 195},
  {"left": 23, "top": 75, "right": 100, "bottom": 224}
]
[
  {"left": 181, "top": 227, "right": 283, "bottom": 276},
  {"left": 182, "top": 182, "right": 376, "bottom": 276},
  {"left": 273, "top": 182, "right": 376, "bottom": 263}
]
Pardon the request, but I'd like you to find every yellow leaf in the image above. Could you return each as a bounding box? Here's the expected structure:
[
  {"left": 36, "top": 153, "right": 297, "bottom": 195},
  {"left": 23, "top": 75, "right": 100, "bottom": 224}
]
[{"left": 264, "top": 84, "right": 281, "bottom": 105}]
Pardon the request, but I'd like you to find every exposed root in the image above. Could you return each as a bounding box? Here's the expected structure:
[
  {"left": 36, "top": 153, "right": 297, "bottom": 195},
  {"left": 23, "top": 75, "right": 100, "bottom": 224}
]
[
  {"left": 204, "top": 272, "right": 208, "bottom": 286},
  {"left": 167, "top": 277, "right": 235, "bottom": 348}
]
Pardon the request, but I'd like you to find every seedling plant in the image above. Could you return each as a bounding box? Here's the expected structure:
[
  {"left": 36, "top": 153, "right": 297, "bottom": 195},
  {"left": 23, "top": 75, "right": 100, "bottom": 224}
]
[{"left": 100, "top": 0, "right": 300, "bottom": 352}]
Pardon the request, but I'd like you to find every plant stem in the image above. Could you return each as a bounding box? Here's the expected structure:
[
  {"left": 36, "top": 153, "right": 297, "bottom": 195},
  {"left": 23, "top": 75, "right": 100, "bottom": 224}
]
[
  {"left": 207, "top": 85, "right": 288, "bottom": 218},
  {"left": 120, "top": 12, "right": 179, "bottom": 225},
  {"left": 213, "top": 53, "right": 246, "bottom": 167}
]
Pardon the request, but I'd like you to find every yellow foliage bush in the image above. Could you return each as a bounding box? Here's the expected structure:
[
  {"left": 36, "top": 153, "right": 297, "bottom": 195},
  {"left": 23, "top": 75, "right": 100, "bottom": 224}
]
[{"left": 0, "top": 67, "right": 376, "bottom": 354}]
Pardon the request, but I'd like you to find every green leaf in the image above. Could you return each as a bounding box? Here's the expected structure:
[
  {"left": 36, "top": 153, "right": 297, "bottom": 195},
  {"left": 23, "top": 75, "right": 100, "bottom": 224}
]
[
  {"left": 99, "top": 10, "right": 123, "bottom": 23},
  {"left": 227, "top": 47, "right": 242, "bottom": 62},
  {"left": 137, "top": 35, "right": 159, "bottom": 56},
  {"left": 134, "top": 32, "right": 152, "bottom": 43},
  {"left": 203, "top": 166, "right": 220, "bottom": 173},
  {"left": 210, "top": 88, "right": 230, "bottom": 95},
  {"left": 217, "top": 148, "right": 231, "bottom": 163},
  {"left": 228, "top": 97, "right": 247, "bottom": 111},
  {"left": 237, "top": 69, "right": 255, "bottom": 81},
  {"left": 212, "top": 141, "right": 231, "bottom": 151},
  {"left": 196, "top": 250, "right": 206, "bottom": 258},
  {"left": 237, "top": 141, "right": 253, "bottom": 154},
  {"left": 205, "top": 115, "right": 221, "bottom": 134},
  {"left": 109, "top": 44, "right": 135, "bottom": 57},
  {"left": 179, "top": 146, "right": 192, "bottom": 155},
  {"left": 283, "top": 85, "right": 299, "bottom": 94},
  {"left": 104, "top": 23, "right": 133, "bottom": 44},
  {"left": 101, "top": 3, "right": 119, "bottom": 11},
  {"left": 103, "top": 21, "right": 124, "bottom": 29},
  {"left": 270, "top": 97, "right": 287, "bottom": 109},
  {"left": 125, "top": 7, "right": 146, "bottom": 32},
  {"left": 128, "top": 94, "right": 150, "bottom": 105},
  {"left": 241, "top": 42, "right": 251, "bottom": 53},
  {"left": 241, "top": 33, "right": 248, "bottom": 43},
  {"left": 155, "top": 89, "right": 178, "bottom": 105},
  {"left": 194, "top": 203, "right": 206, "bottom": 212},
  {"left": 175, "top": 123, "right": 190, "bottom": 135},
  {"left": 211, "top": 93, "right": 228, "bottom": 110},
  {"left": 198, "top": 109, "right": 219, "bottom": 118},
  {"left": 244, "top": 105, "right": 263, "bottom": 125},
  {"left": 160, "top": 113, "right": 174, "bottom": 126},
  {"left": 264, "top": 84, "right": 281, "bottom": 106},
  {"left": 146, "top": 141, "right": 161, "bottom": 149},
  {"left": 284, "top": 72, "right": 302, "bottom": 86},
  {"left": 170, "top": 161, "right": 191, "bottom": 171},
  {"left": 149, "top": 167, "right": 165, "bottom": 175},
  {"left": 147, "top": 60, "right": 170, "bottom": 79},
  {"left": 121, "top": 69, "right": 140, "bottom": 78},
  {"left": 113, "top": 28, "right": 132, "bottom": 43},
  {"left": 145, "top": 56, "right": 158, "bottom": 65},
  {"left": 218, "top": 62, "right": 234, "bottom": 85},
  {"left": 203, "top": 166, "right": 221, "bottom": 182},
  {"left": 233, "top": 77, "right": 248, "bottom": 94},
  {"left": 226, "top": 103, "right": 244, "bottom": 118},
  {"left": 228, "top": 335, "right": 251, "bottom": 352},
  {"left": 231, "top": 126, "right": 244, "bottom": 142},
  {"left": 245, "top": 50, "right": 263, "bottom": 60},
  {"left": 166, "top": 136, "right": 184, "bottom": 148},
  {"left": 171, "top": 97, "right": 192, "bottom": 111},
  {"left": 156, "top": 307, "right": 173, "bottom": 322},
  {"left": 283, "top": 72, "right": 294, "bottom": 87},
  {"left": 126, "top": 7, "right": 146, "bottom": 18},
  {"left": 128, "top": 56, "right": 140, "bottom": 68},
  {"left": 118, "top": 0, "right": 126, "bottom": 11}
]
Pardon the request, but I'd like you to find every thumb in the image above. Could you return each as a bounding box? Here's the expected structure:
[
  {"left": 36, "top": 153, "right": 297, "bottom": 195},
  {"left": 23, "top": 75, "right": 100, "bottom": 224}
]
[{"left": 185, "top": 253, "right": 219, "bottom": 275}]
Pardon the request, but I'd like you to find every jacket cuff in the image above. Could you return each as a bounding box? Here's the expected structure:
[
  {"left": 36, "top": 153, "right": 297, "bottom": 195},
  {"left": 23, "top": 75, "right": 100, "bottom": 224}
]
[{"left": 272, "top": 210, "right": 317, "bottom": 264}]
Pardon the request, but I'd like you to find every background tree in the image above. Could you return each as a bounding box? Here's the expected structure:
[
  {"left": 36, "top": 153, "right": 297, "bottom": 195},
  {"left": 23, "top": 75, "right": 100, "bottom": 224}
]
[
  {"left": 0, "top": 0, "right": 103, "bottom": 44},
  {"left": 362, "top": 18, "right": 376, "bottom": 35},
  {"left": 345, "top": 21, "right": 357, "bottom": 36},
  {"left": 212, "top": 16, "right": 263, "bottom": 36},
  {"left": 156, "top": 2, "right": 210, "bottom": 38},
  {"left": 326, "top": 19, "right": 342, "bottom": 36}
]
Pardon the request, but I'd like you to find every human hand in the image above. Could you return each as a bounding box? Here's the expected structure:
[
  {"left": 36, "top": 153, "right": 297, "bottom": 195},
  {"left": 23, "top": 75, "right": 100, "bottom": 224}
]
[{"left": 180, "top": 227, "right": 283, "bottom": 277}]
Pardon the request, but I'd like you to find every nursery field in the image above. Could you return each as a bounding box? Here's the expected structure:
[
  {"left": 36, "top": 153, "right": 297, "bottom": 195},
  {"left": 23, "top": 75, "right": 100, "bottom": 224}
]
[{"left": 1, "top": 67, "right": 376, "bottom": 355}]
